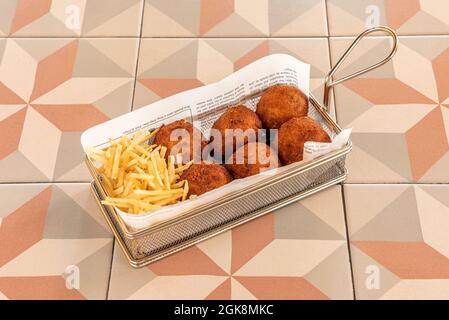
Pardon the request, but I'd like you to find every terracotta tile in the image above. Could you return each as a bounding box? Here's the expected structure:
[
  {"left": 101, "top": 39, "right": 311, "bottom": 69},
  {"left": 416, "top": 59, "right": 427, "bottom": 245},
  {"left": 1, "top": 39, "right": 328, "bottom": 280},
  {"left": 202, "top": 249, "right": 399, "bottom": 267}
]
[
  {"left": 345, "top": 184, "right": 449, "bottom": 300},
  {"left": 432, "top": 46, "right": 449, "bottom": 103},
  {"left": 138, "top": 78, "right": 203, "bottom": 98},
  {"left": 0, "top": 276, "right": 85, "bottom": 300},
  {"left": 199, "top": 0, "right": 234, "bottom": 36},
  {"left": 0, "top": 183, "right": 113, "bottom": 300},
  {"left": 0, "top": 106, "right": 26, "bottom": 160},
  {"left": 108, "top": 185, "right": 353, "bottom": 300},
  {"left": 234, "top": 40, "right": 270, "bottom": 71},
  {"left": 0, "top": 0, "right": 144, "bottom": 37},
  {"left": 142, "top": 0, "right": 327, "bottom": 37},
  {"left": 0, "top": 187, "right": 51, "bottom": 267},
  {"left": 330, "top": 36, "right": 449, "bottom": 183},
  {"left": 234, "top": 276, "right": 329, "bottom": 300},
  {"left": 405, "top": 107, "right": 449, "bottom": 181},
  {"left": 206, "top": 278, "right": 231, "bottom": 300},
  {"left": 231, "top": 213, "right": 274, "bottom": 274},
  {"left": 30, "top": 39, "right": 79, "bottom": 101},
  {"left": 10, "top": 0, "right": 52, "bottom": 35},
  {"left": 0, "top": 38, "right": 138, "bottom": 182},
  {"left": 149, "top": 246, "right": 227, "bottom": 276},
  {"left": 327, "top": 0, "right": 449, "bottom": 36},
  {"left": 353, "top": 241, "right": 449, "bottom": 279}
]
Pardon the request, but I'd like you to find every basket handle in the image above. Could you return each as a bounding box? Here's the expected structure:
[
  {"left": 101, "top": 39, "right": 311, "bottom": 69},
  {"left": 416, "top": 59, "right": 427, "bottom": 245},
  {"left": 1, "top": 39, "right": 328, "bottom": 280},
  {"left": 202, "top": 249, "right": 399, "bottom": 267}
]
[{"left": 323, "top": 26, "right": 398, "bottom": 111}]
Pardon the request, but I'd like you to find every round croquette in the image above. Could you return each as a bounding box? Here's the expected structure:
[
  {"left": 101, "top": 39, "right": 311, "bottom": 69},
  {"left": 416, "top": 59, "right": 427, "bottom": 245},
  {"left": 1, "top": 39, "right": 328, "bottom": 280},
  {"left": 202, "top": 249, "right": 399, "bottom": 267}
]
[
  {"left": 211, "top": 105, "right": 262, "bottom": 157},
  {"left": 225, "top": 142, "right": 280, "bottom": 179},
  {"left": 181, "top": 162, "right": 233, "bottom": 196},
  {"left": 278, "top": 116, "right": 331, "bottom": 165},
  {"left": 256, "top": 85, "right": 308, "bottom": 129},
  {"left": 153, "top": 119, "right": 205, "bottom": 163}
]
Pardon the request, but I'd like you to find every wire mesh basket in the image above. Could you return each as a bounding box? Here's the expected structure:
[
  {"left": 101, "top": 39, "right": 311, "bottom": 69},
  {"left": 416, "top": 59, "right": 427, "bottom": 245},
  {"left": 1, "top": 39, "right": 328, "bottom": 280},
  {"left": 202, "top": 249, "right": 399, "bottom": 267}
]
[{"left": 87, "top": 27, "right": 397, "bottom": 268}]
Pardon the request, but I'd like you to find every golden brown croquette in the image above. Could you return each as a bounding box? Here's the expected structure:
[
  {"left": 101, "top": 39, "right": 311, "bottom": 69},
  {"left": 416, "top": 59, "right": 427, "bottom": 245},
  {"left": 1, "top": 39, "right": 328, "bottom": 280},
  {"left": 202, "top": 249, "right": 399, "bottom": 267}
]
[
  {"left": 278, "top": 116, "right": 331, "bottom": 165},
  {"left": 225, "top": 142, "right": 280, "bottom": 179},
  {"left": 181, "top": 162, "right": 233, "bottom": 196},
  {"left": 256, "top": 85, "right": 308, "bottom": 129},
  {"left": 211, "top": 105, "right": 262, "bottom": 157}
]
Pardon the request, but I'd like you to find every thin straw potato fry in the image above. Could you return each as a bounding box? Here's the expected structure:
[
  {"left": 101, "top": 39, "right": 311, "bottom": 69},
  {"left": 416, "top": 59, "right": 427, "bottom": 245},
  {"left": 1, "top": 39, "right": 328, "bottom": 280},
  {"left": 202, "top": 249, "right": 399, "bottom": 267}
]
[
  {"left": 141, "top": 193, "right": 183, "bottom": 202},
  {"left": 174, "top": 160, "right": 193, "bottom": 174},
  {"left": 89, "top": 129, "right": 195, "bottom": 214},
  {"left": 113, "top": 186, "right": 124, "bottom": 195},
  {"left": 112, "top": 143, "right": 122, "bottom": 179},
  {"left": 167, "top": 155, "right": 175, "bottom": 183},
  {"left": 160, "top": 146, "right": 167, "bottom": 159},
  {"left": 182, "top": 181, "right": 189, "bottom": 201},
  {"left": 150, "top": 152, "right": 164, "bottom": 187},
  {"left": 128, "top": 173, "right": 155, "bottom": 181},
  {"left": 154, "top": 194, "right": 184, "bottom": 206},
  {"left": 134, "top": 189, "right": 183, "bottom": 196},
  {"left": 171, "top": 180, "right": 185, "bottom": 189}
]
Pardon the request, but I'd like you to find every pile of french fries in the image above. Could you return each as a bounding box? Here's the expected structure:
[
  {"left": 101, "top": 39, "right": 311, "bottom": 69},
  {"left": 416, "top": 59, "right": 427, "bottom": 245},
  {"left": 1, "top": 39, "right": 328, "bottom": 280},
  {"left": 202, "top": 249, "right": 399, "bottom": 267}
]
[{"left": 87, "top": 129, "right": 194, "bottom": 214}]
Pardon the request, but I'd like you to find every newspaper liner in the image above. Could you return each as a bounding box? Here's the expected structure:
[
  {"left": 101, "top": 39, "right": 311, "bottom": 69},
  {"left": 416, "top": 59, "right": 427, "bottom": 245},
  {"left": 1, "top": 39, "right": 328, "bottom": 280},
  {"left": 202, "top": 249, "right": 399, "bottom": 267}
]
[{"left": 81, "top": 54, "right": 351, "bottom": 230}]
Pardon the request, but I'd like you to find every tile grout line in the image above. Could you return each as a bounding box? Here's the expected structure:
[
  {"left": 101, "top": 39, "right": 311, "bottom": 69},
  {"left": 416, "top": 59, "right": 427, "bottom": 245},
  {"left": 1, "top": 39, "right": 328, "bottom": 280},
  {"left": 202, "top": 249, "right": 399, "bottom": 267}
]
[
  {"left": 129, "top": 0, "right": 146, "bottom": 112},
  {"left": 325, "top": 1, "right": 356, "bottom": 300},
  {"left": 105, "top": 239, "right": 115, "bottom": 300},
  {"left": 340, "top": 184, "right": 357, "bottom": 300},
  {"left": 2, "top": 34, "right": 449, "bottom": 39}
]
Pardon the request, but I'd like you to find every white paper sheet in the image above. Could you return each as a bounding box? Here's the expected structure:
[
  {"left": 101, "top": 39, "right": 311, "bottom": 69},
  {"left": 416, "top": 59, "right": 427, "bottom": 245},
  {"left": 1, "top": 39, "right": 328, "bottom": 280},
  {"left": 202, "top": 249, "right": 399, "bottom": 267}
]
[{"left": 81, "top": 54, "right": 350, "bottom": 230}]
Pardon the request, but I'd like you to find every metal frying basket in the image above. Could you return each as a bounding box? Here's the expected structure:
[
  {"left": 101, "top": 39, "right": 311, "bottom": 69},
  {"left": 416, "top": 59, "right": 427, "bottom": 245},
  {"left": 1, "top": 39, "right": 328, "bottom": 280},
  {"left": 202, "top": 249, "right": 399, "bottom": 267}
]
[{"left": 88, "top": 27, "right": 398, "bottom": 268}]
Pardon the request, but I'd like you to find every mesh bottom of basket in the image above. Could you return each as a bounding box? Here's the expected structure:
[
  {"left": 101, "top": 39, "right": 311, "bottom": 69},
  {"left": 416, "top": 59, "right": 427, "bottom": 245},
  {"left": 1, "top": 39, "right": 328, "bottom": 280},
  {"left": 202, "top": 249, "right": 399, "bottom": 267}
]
[{"left": 106, "top": 154, "right": 346, "bottom": 261}]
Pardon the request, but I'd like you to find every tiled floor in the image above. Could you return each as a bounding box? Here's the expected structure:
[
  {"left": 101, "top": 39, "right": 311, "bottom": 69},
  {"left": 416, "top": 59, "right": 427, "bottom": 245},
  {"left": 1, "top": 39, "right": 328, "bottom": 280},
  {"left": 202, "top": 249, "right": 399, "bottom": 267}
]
[
  {"left": 1, "top": 0, "right": 449, "bottom": 300},
  {"left": 108, "top": 186, "right": 352, "bottom": 300},
  {"left": 0, "top": 38, "right": 138, "bottom": 182},
  {"left": 0, "top": 183, "right": 113, "bottom": 299}
]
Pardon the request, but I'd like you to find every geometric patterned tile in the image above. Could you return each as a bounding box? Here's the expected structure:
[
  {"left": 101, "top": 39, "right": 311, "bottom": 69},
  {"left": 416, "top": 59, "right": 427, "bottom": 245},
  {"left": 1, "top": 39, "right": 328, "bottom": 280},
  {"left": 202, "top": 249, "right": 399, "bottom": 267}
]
[
  {"left": 108, "top": 186, "right": 353, "bottom": 300},
  {"left": 0, "top": 0, "right": 144, "bottom": 37},
  {"left": 0, "top": 38, "right": 138, "bottom": 182},
  {"left": 344, "top": 184, "right": 449, "bottom": 300},
  {"left": 0, "top": 183, "right": 112, "bottom": 300},
  {"left": 142, "top": 0, "right": 328, "bottom": 37},
  {"left": 133, "top": 37, "right": 335, "bottom": 116},
  {"left": 327, "top": 0, "right": 449, "bottom": 36},
  {"left": 330, "top": 36, "right": 449, "bottom": 183}
]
